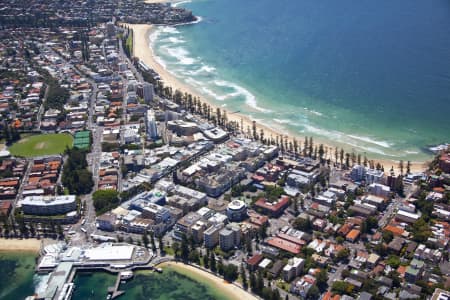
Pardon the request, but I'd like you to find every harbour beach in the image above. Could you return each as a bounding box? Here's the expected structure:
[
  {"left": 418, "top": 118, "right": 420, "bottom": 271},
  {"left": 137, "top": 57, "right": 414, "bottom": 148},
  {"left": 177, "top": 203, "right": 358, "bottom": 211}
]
[
  {"left": 158, "top": 261, "right": 259, "bottom": 300},
  {"left": 0, "top": 238, "right": 42, "bottom": 252},
  {"left": 127, "top": 22, "right": 429, "bottom": 173}
]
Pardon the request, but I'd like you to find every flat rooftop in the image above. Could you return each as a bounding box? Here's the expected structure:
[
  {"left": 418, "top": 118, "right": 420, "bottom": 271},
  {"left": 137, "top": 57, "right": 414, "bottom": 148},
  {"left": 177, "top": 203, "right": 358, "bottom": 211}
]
[{"left": 84, "top": 243, "right": 134, "bottom": 261}]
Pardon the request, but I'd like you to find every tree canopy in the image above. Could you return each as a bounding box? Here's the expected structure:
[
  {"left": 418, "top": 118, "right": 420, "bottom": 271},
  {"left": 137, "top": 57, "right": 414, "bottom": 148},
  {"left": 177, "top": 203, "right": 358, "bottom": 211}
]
[
  {"left": 93, "top": 190, "right": 119, "bottom": 214},
  {"left": 62, "top": 148, "right": 93, "bottom": 195}
]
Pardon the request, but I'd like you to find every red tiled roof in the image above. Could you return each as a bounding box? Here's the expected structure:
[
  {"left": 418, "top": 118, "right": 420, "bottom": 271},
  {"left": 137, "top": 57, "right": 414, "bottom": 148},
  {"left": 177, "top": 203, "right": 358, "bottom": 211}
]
[
  {"left": 267, "top": 237, "right": 301, "bottom": 254},
  {"left": 338, "top": 223, "right": 353, "bottom": 235},
  {"left": 277, "top": 232, "right": 306, "bottom": 246},
  {"left": 323, "top": 291, "right": 332, "bottom": 300},
  {"left": 0, "top": 201, "right": 12, "bottom": 209},
  {"left": 247, "top": 254, "right": 263, "bottom": 266},
  {"left": 346, "top": 229, "right": 360, "bottom": 241},
  {"left": 384, "top": 225, "right": 405, "bottom": 236},
  {"left": 255, "top": 196, "right": 289, "bottom": 212},
  {"left": 0, "top": 180, "right": 18, "bottom": 187}
]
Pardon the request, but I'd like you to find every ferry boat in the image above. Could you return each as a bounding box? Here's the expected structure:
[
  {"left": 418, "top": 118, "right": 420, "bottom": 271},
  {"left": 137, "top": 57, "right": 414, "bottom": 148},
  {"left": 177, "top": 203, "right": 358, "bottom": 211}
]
[{"left": 119, "top": 271, "right": 134, "bottom": 280}]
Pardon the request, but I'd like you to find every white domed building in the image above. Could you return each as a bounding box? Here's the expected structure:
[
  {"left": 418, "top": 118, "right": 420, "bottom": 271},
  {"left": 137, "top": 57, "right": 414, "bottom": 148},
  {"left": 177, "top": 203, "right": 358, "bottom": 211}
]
[{"left": 226, "top": 199, "right": 247, "bottom": 222}]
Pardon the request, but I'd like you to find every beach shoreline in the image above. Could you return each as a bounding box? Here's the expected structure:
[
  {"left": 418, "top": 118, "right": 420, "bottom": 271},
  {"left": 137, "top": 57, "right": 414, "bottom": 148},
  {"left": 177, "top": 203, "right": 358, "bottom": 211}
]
[
  {"left": 144, "top": 0, "right": 174, "bottom": 4},
  {"left": 158, "top": 261, "right": 258, "bottom": 300},
  {"left": 126, "top": 22, "right": 430, "bottom": 173},
  {"left": 0, "top": 238, "right": 42, "bottom": 253}
]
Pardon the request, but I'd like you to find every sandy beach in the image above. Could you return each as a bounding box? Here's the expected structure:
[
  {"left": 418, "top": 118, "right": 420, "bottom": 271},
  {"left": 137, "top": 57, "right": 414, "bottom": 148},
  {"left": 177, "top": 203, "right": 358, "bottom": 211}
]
[
  {"left": 0, "top": 238, "right": 42, "bottom": 252},
  {"left": 126, "top": 22, "right": 429, "bottom": 173},
  {"left": 158, "top": 261, "right": 258, "bottom": 300}
]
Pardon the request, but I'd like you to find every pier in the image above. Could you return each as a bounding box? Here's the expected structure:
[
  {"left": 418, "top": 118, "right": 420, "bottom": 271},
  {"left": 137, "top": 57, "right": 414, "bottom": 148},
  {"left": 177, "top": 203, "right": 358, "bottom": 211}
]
[
  {"left": 108, "top": 273, "right": 125, "bottom": 299},
  {"left": 32, "top": 243, "right": 154, "bottom": 299}
]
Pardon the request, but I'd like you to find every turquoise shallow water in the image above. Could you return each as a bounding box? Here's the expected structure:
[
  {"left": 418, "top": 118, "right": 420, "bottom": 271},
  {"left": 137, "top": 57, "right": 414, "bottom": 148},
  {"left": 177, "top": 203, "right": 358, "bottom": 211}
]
[
  {"left": 0, "top": 251, "right": 37, "bottom": 300},
  {"left": 72, "top": 269, "right": 231, "bottom": 300},
  {"left": 150, "top": 0, "right": 450, "bottom": 161}
]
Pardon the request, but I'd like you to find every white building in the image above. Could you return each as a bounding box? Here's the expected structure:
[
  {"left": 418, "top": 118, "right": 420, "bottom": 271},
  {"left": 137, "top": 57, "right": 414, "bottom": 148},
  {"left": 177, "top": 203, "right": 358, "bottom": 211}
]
[
  {"left": 351, "top": 165, "right": 366, "bottom": 182},
  {"left": 21, "top": 195, "right": 77, "bottom": 215},
  {"left": 219, "top": 224, "right": 241, "bottom": 251},
  {"left": 146, "top": 109, "right": 158, "bottom": 139},
  {"left": 363, "top": 194, "right": 385, "bottom": 209},
  {"left": 283, "top": 257, "right": 305, "bottom": 282},
  {"left": 204, "top": 223, "right": 224, "bottom": 249},
  {"left": 369, "top": 183, "right": 390, "bottom": 197},
  {"left": 84, "top": 243, "right": 134, "bottom": 261},
  {"left": 226, "top": 200, "right": 248, "bottom": 222},
  {"left": 366, "top": 169, "right": 384, "bottom": 184}
]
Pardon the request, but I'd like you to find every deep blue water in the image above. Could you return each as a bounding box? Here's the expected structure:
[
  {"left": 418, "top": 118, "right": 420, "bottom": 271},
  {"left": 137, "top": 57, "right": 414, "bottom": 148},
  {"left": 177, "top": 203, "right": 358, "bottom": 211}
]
[{"left": 152, "top": 0, "right": 450, "bottom": 160}]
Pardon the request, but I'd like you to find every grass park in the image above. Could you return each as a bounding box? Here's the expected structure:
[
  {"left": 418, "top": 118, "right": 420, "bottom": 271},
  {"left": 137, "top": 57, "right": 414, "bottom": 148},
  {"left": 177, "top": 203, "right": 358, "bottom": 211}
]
[{"left": 8, "top": 133, "right": 73, "bottom": 157}]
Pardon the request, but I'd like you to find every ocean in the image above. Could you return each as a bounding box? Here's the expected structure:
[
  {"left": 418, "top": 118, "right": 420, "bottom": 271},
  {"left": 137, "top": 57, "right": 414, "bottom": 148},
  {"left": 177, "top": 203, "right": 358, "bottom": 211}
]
[{"left": 150, "top": 0, "right": 450, "bottom": 161}]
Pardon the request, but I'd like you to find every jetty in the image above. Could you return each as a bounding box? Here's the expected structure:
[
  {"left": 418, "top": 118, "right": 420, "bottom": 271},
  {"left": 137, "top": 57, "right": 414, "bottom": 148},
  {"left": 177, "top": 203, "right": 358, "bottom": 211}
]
[
  {"left": 107, "top": 273, "right": 125, "bottom": 299},
  {"left": 31, "top": 242, "right": 154, "bottom": 300}
]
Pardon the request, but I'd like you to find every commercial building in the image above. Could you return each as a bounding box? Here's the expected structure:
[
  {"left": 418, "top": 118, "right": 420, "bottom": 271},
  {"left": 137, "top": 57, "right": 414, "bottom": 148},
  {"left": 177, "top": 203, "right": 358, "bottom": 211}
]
[
  {"left": 21, "top": 195, "right": 77, "bottom": 215},
  {"left": 84, "top": 243, "right": 134, "bottom": 261}
]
